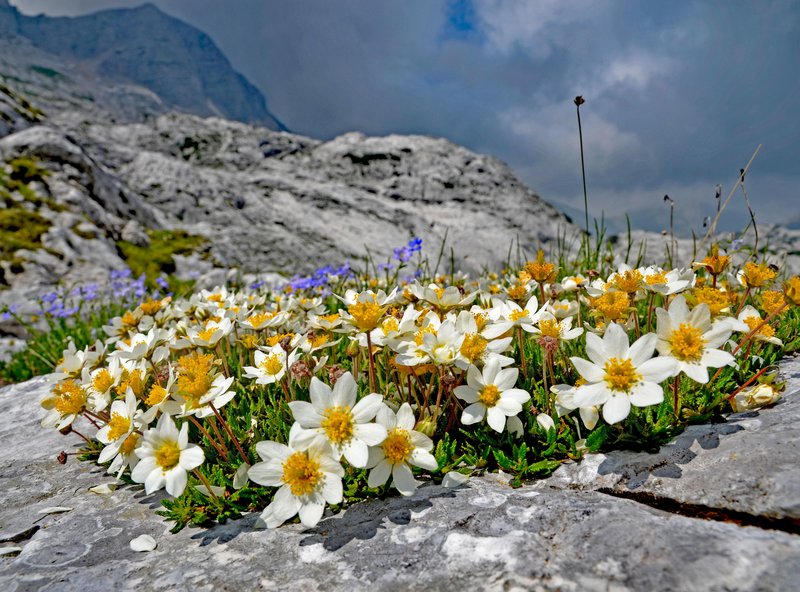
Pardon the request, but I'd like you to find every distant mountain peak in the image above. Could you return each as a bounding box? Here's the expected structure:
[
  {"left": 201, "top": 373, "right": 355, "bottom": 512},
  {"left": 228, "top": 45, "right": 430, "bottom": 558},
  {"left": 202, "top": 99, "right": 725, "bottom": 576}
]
[{"left": 2, "top": 2, "right": 286, "bottom": 130}]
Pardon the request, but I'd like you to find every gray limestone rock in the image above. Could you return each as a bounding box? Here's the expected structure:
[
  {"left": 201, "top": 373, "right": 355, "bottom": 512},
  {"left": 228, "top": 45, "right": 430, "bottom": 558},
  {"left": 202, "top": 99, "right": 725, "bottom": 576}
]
[
  {"left": 1, "top": 359, "right": 799, "bottom": 591},
  {"left": 540, "top": 354, "right": 800, "bottom": 526}
]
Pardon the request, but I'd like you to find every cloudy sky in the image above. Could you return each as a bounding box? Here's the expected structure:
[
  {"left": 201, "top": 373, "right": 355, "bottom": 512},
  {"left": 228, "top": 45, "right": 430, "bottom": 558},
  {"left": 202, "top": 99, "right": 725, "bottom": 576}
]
[{"left": 11, "top": 0, "right": 800, "bottom": 234}]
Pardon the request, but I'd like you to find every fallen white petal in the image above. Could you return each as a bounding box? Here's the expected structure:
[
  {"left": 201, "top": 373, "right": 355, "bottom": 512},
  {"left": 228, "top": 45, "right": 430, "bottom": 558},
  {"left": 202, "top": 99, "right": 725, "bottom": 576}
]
[
  {"left": 442, "top": 471, "right": 469, "bottom": 488},
  {"left": 194, "top": 484, "right": 226, "bottom": 498},
  {"left": 88, "top": 484, "right": 117, "bottom": 495},
  {"left": 0, "top": 546, "right": 22, "bottom": 556},
  {"left": 129, "top": 534, "right": 157, "bottom": 552},
  {"left": 37, "top": 507, "right": 72, "bottom": 515},
  {"left": 233, "top": 462, "right": 250, "bottom": 490}
]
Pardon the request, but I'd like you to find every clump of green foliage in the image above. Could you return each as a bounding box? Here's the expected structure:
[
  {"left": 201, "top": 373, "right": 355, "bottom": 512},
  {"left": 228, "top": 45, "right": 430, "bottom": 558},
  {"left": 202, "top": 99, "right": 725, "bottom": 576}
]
[{"left": 116, "top": 229, "right": 210, "bottom": 285}]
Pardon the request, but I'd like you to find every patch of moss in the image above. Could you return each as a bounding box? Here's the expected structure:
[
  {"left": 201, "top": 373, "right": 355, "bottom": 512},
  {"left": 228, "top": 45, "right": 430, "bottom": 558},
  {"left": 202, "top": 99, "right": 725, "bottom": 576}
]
[
  {"left": 0, "top": 208, "right": 51, "bottom": 262},
  {"left": 0, "top": 159, "right": 66, "bottom": 213},
  {"left": 116, "top": 229, "right": 209, "bottom": 284}
]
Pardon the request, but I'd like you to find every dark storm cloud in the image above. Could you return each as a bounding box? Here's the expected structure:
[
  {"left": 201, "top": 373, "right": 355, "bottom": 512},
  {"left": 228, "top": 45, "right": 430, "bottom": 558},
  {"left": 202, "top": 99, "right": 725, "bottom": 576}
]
[{"left": 12, "top": 0, "right": 800, "bottom": 233}]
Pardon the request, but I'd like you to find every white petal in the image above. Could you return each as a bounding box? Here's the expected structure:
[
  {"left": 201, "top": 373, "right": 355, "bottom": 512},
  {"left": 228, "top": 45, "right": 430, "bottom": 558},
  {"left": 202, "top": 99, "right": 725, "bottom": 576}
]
[
  {"left": 144, "top": 469, "right": 165, "bottom": 494},
  {"left": 321, "top": 473, "right": 343, "bottom": 504},
  {"left": 486, "top": 407, "right": 507, "bottom": 432},
  {"left": 392, "top": 463, "right": 419, "bottom": 496},
  {"left": 233, "top": 462, "right": 250, "bottom": 490},
  {"left": 461, "top": 403, "right": 485, "bottom": 425},
  {"left": 395, "top": 403, "right": 416, "bottom": 430},
  {"left": 332, "top": 372, "right": 357, "bottom": 408},
  {"left": 629, "top": 382, "right": 665, "bottom": 407},
  {"left": 628, "top": 333, "right": 657, "bottom": 366},
  {"left": 298, "top": 499, "right": 325, "bottom": 527},
  {"left": 179, "top": 445, "right": 204, "bottom": 471},
  {"left": 579, "top": 406, "right": 599, "bottom": 430},
  {"left": 602, "top": 394, "right": 632, "bottom": 425},
  {"left": 354, "top": 422, "right": 388, "bottom": 446},
  {"left": 454, "top": 385, "right": 479, "bottom": 403},
  {"left": 248, "top": 461, "right": 284, "bottom": 486},
  {"left": 571, "top": 357, "right": 604, "bottom": 383},
  {"left": 442, "top": 471, "right": 469, "bottom": 488},
  {"left": 584, "top": 331, "right": 607, "bottom": 365},
  {"left": 604, "top": 323, "right": 629, "bottom": 358},
  {"left": 573, "top": 382, "right": 610, "bottom": 407},
  {"left": 368, "top": 458, "right": 392, "bottom": 488},
  {"left": 309, "top": 377, "right": 332, "bottom": 412},
  {"left": 701, "top": 348, "right": 735, "bottom": 369},
  {"left": 502, "top": 388, "right": 531, "bottom": 404},
  {"left": 638, "top": 356, "right": 679, "bottom": 383},
  {"left": 129, "top": 534, "right": 157, "bottom": 552},
  {"left": 681, "top": 362, "right": 710, "bottom": 384},
  {"left": 343, "top": 439, "right": 369, "bottom": 468},
  {"left": 255, "top": 440, "right": 291, "bottom": 462},
  {"left": 288, "top": 401, "right": 323, "bottom": 428},
  {"left": 537, "top": 413, "right": 556, "bottom": 431},
  {"left": 409, "top": 448, "right": 439, "bottom": 471},
  {"left": 165, "top": 468, "right": 187, "bottom": 497},
  {"left": 494, "top": 367, "right": 519, "bottom": 390},
  {"left": 352, "top": 392, "right": 383, "bottom": 422},
  {"left": 466, "top": 364, "right": 485, "bottom": 389}
]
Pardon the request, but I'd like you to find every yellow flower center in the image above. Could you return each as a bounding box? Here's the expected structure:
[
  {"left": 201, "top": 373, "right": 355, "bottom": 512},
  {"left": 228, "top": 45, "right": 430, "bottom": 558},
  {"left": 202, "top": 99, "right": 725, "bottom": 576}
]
[
  {"left": 509, "top": 310, "right": 528, "bottom": 322},
  {"left": 414, "top": 325, "right": 437, "bottom": 345},
  {"left": 381, "top": 317, "right": 399, "bottom": 335},
  {"left": 645, "top": 271, "right": 668, "bottom": 285},
  {"left": 53, "top": 380, "right": 87, "bottom": 415},
  {"left": 92, "top": 369, "right": 114, "bottom": 394},
  {"left": 614, "top": 270, "right": 644, "bottom": 293},
  {"left": 154, "top": 440, "right": 181, "bottom": 471},
  {"left": 460, "top": 333, "right": 487, "bottom": 363},
  {"left": 240, "top": 334, "right": 260, "bottom": 349},
  {"left": 761, "top": 290, "right": 786, "bottom": 316},
  {"left": 603, "top": 357, "right": 641, "bottom": 392},
  {"left": 245, "top": 312, "right": 271, "bottom": 328},
  {"left": 692, "top": 286, "right": 729, "bottom": 316},
  {"left": 538, "top": 319, "right": 561, "bottom": 339},
  {"left": 177, "top": 352, "right": 214, "bottom": 407},
  {"left": 434, "top": 287, "right": 446, "bottom": 299},
  {"left": 208, "top": 293, "right": 224, "bottom": 304},
  {"left": 267, "top": 332, "right": 294, "bottom": 347},
  {"left": 120, "top": 432, "right": 140, "bottom": 456},
  {"left": 197, "top": 327, "right": 217, "bottom": 342},
  {"left": 473, "top": 312, "right": 488, "bottom": 331},
  {"left": 311, "top": 333, "right": 330, "bottom": 349},
  {"left": 121, "top": 311, "right": 137, "bottom": 327},
  {"left": 348, "top": 299, "right": 384, "bottom": 331},
  {"left": 478, "top": 384, "right": 501, "bottom": 407},
  {"left": 146, "top": 384, "right": 169, "bottom": 407},
  {"left": 282, "top": 451, "right": 322, "bottom": 496},
  {"left": 700, "top": 246, "right": 730, "bottom": 275},
  {"left": 784, "top": 276, "right": 800, "bottom": 307},
  {"left": 382, "top": 428, "right": 414, "bottom": 464},
  {"left": 321, "top": 313, "right": 340, "bottom": 324},
  {"left": 116, "top": 369, "right": 145, "bottom": 398},
  {"left": 591, "top": 292, "right": 629, "bottom": 321},
  {"left": 524, "top": 250, "right": 557, "bottom": 283},
  {"left": 107, "top": 412, "right": 131, "bottom": 441},
  {"left": 744, "top": 316, "right": 775, "bottom": 337},
  {"left": 741, "top": 262, "right": 777, "bottom": 288},
  {"left": 506, "top": 284, "right": 527, "bottom": 301},
  {"left": 670, "top": 323, "right": 706, "bottom": 362},
  {"left": 139, "top": 299, "right": 163, "bottom": 316},
  {"left": 320, "top": 406, "right": 354, "bottom": 445},
  {"left": 259, "top": 354, "right": 284, "bottom": 376}
]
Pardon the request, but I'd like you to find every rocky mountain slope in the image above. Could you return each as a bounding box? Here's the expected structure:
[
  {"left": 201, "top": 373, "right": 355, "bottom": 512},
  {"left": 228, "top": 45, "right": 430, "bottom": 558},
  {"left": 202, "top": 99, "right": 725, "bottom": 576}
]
[{"left": 0, "top": 0, "right": 284, "bottom": 129}]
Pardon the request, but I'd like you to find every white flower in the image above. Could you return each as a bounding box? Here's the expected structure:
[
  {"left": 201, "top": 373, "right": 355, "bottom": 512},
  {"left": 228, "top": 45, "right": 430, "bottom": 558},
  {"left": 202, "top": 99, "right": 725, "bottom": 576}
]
[
  {"left": 551, "top": 383, "right": 599, "bottom": 430},
  {"left": 655, "top": 295, "right": 734, "bottom": 383},
  {"left": 732, "top": 305, "right": 783, "bottom": 346},
  {"left": 131, "top": 414, "right": 204, "bottom": 497},
  {"left": 97, "top": 388, "right": 141, "bottom": 464},
  {"left": 248, "top": 424, "right": 344, "bottom": 528},
  {"left": 641, "top": 266, "right": 695, "bottom": 295},
  {"left": 454, "top": 359, "right": 531, "bottom": 433},
  {"left": 366, "top": 403, "right": 438, "bottom": 496},
  {"left": 185, "top": 318, "right": 233, "bottom": 348},
  {"left": 483, "top": 295, "right": 543, "bottom": 338},
  {"left": 571, "top": 323, "right": 677, "bottom": 425},
  {"left": 243, "top": 344, "right": 297, "bottom": 385},
  {"left": 730, "top": 383, "right": 782, "bottom": 412},
  {"left": 288, "top": 372, "right": 387, "bottom": 467}
]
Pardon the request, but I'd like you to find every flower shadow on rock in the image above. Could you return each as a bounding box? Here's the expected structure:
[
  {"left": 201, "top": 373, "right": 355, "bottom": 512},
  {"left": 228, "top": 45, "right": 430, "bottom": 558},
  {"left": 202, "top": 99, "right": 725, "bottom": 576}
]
[
  {"left": 596, "top": 420, "right": 747, "bottom": 488},
  {"left": 299, "top": 485, "right": 456, "bottom": 552}
]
